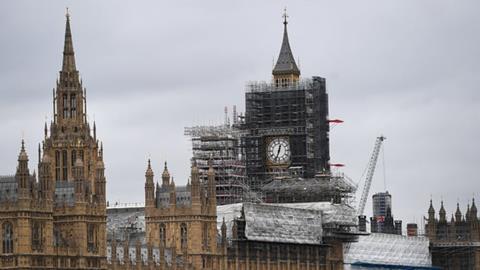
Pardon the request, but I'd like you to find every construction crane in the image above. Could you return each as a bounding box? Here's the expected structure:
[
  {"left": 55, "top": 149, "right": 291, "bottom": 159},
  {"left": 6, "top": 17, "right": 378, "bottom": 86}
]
[{"left": 356, "top": 136, "right": 386, "bottom": 217}]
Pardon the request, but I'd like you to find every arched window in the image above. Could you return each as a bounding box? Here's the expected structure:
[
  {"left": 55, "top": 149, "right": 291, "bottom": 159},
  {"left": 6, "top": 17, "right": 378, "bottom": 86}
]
[
  {"left": 87, "top": 224, "right": 97, "bottom": 253},
  {"left": 32, "top": 222, "right": 42, "bottom": 251},
  {"left": 2, "top": 222, "right": 13, "bottom": 254},
  {"left": 180, "top": 223, "right": 187, "bottom": 250},
  {"left": 62, "top": 150, "right": 68, "bottom": 180},
  {"left": 63, "top": 94, "right": 69, "bottom": 118},
  {"left": 70, "top": 94, "right": 77, "bottom": 119},
  {"left": 71, "top": 150, "right": 77, "bottom": 167},
  {"left": 159, "top": 223, "right": 166, "bottom": 247},
  {"left": 55, "top": 151, "right": 61, "bottom": 181},
  {"left": 53, "top": 226, "right": 61, "bottom": 247}
]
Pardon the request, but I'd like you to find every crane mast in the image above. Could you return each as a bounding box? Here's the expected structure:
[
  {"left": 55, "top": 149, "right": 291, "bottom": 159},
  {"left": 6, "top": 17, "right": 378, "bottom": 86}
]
[{"left": 356, "top": 136, "right": 386, "bottom": 217}]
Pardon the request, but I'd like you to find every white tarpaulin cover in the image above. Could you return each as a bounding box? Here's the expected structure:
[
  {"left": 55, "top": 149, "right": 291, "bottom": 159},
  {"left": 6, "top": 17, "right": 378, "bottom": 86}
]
[
  {"left": 217, "top": 202, "right": 356, "bottom": 241},
  {"left": 277, "top": 202, "right": 357, "bottom": 226},
  {"left": 243, "top": 203, "right": 323, "bottom": 244},
  {"left": 343, "top": 233, "right": 432, "bottom": 268}
]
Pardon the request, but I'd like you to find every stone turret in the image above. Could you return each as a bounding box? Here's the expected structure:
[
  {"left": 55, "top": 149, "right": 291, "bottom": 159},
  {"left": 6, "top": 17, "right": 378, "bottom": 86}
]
[
  {"left": 439, "top": 201, "right": 447, "bottom": 222},
  {"left": 145, "top": 159, "right": 155, "bottom": 207},
  {"left": 428, "top": 199, "right": 435, "bottom": 221},
  {"left": 471, "top": 198, "right": 478, "bottom": 221},
  {"left": 16, "top": 140, "right": 30, "bottom": 192},
  {"left": 162, "top": 162, "right": 170, "bottom": 187},
  {"left": 95, "top": 151, "right": 106, "bottom": 203},
  {"left": 207, "top": 160, "right": 216, "bottom": 212},
  {"left": 191, "top": 160, "right": 201, "bottom": 206},
  {"left": 455, "top": 203, "right": 462, "bottom": 223},
  {"left": 39, "top": 152, "right": 53, "bottom": 200}
]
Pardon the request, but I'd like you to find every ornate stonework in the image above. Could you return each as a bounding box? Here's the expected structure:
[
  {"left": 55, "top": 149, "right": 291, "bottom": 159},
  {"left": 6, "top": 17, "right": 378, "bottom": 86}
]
[{"left": 0, "top": 13, "right": 107, "bottom": 270}]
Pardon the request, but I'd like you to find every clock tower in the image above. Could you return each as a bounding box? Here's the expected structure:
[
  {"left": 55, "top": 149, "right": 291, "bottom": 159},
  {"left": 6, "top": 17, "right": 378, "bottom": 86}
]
[{"left": 243, "top": 11, "right": 330, "bottom": 191}]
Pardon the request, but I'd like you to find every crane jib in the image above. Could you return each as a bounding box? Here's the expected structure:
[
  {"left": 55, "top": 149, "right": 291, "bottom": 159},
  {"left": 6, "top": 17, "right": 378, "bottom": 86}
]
[{"left": 356, "top": 136, "right": 386, "bottom": 217}]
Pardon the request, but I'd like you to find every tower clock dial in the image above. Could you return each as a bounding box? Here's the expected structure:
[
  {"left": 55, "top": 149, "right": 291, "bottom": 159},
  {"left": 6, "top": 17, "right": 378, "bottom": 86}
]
[{"left": 267, "top": 137, "right": 291, "bottom": 164}]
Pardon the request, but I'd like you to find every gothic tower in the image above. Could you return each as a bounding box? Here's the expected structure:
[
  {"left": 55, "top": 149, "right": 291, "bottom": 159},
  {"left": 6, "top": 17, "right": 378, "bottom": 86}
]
[
  {"left": 244, "top": 10, "right": 330, "bottom": 192},
  {"left": 144, "top": 160, "right": 222, "bottom": 269},
  {"left": 0, "top": 11, "right": 106, "bottom": 270},
  {"left": 43, "top": 12, "right": 107, "bottom": 269}
]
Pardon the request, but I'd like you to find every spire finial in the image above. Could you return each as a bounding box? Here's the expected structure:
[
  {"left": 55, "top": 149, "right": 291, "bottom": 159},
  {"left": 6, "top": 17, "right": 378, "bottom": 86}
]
[
  {"left": 62, "top": 8, "right": 76, "bottom": 72},
  {"left": 66, "top": 7, "right": 70, "bottom": 18},
  {"left": 148, "top": 159, "right": 151, "bottom": 169},
  {"left": 21, "top": 139, "right": 25, "bottom": 151},
  {"left": 272, "top": 8, "right": 300, "bottom": 78},
  {"left": 283, "top": 7, "right": 288, "bottom": 25}
]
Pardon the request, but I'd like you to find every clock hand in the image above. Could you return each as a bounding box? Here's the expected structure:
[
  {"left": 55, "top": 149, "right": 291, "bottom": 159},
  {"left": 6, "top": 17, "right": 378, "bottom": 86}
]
[{"left": 276, "top": 145, "right": 281, "bottom": 159}]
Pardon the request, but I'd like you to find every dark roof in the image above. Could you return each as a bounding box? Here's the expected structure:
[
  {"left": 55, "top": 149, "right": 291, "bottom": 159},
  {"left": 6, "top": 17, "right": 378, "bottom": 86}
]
[
  {"left": 0, "top": 176, "right": 17, "bottom": 201},
  {"left": 272, "top": 20, "right": 300, "bottom": 76},
  {"left": 55, "top": 181, "right": 75, "bottom": 206}
]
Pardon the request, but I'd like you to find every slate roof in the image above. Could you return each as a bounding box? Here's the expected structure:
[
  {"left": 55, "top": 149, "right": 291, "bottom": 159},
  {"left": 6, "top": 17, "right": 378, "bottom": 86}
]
[
  {"left": 272, "top": 21, "right": 300, "bottom": 76},
  {"left": 156, "top": 185, "right": 191, "bottom": 208},
  {"left": 55, "top": 181, "right": 75, "bottom": 206},
  {"left": 0, "top": 176, "right": 17, "bottom": 201}
]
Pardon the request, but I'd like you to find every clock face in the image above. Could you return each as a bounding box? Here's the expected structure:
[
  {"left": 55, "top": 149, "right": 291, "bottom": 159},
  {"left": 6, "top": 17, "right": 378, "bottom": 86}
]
[{"left": 267, "top": 138, "right": 291, "bottom": 164}]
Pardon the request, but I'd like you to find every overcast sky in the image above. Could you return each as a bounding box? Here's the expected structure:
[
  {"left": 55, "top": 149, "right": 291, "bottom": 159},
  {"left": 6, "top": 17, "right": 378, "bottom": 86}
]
[{"left": 1, "top": 1, "right": 479, "bottom": 231}]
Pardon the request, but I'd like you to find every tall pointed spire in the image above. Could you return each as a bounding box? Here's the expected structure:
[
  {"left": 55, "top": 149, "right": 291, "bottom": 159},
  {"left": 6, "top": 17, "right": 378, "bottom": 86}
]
[
  {"left": 18, "top": 139, "right": 28, "bottom": 161},
  {"left": 439, "top": 201, "right": 446, "bottom": 222},
  {"left": 272, "top": 8, "right": 300, "bottom": 79},
  {"left": 62, "top": 9, "right": 77, "bottom": 72},
  {"left": 455, "top": 203, "right": 462, "bottom": 222},
  {"left": 162, "top": 161, "right": 170, "bottom": 187}
]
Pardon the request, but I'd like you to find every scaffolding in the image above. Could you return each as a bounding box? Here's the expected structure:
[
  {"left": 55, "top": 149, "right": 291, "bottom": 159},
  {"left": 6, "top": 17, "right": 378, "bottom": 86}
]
[
  {"left": 243, "top": 77, "right": 330, "bottom": 192},
  {"left": 261, "top": 171, "right": 357, "bottom": 204},
  {"left": 185, "top": 118, "right": 260, "bottom": 205}
]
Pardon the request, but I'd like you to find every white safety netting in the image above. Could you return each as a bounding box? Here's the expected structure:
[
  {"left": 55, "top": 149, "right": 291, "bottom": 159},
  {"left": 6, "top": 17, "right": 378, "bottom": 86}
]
[
  {"left": 243, "top": 203, "right": 323, "bottom": 244},
  {"left": 217, "top": 202, "right": 354, "bottom": 242},
  {"left": 343, "top": 233, "right": 432, "bottom": 268}
]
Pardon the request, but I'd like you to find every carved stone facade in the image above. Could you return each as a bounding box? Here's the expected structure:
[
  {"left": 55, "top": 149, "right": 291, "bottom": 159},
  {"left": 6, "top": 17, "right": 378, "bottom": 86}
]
[
  {"left": 106, "top": 163, "right": 348, "bottom": 270},
  {"left": 0, "top": 13, "right": 107, "bottom": 269},
  {"left": 144, "top": 160, "right": 222, "bottom": 269},
  {"left": 426, "top": 199, "right": 480, "bottom": 269},
  {"left": 1, "top": 11, "right": 354, "bottom": 270}
]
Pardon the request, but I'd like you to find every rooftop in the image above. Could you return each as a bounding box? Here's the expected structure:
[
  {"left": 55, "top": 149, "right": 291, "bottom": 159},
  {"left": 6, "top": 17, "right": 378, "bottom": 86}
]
[{"left": 343, "top": 233, "right": 432, "bottom": 268}]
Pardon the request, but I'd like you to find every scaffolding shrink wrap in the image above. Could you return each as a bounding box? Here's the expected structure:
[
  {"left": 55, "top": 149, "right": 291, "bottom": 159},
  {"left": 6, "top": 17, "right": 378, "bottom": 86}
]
[{"left": 343, "top": 233, "right": 432, "bottom": 268}]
